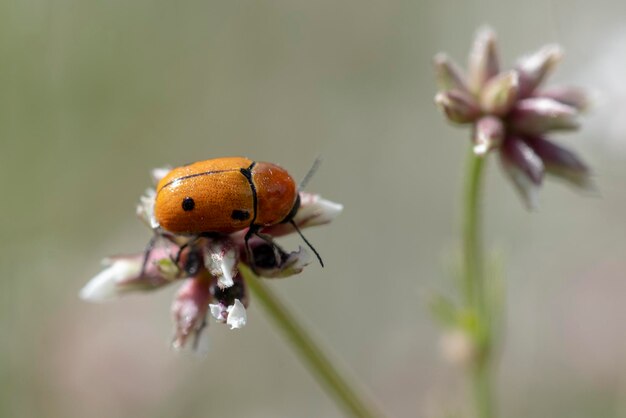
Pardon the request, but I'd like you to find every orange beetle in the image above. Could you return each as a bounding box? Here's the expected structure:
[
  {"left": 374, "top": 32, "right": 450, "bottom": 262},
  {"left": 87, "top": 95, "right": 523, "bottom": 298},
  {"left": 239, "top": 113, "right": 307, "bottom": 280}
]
[{"left": 153, "top": 157, "right": 322, "bottom": 267}]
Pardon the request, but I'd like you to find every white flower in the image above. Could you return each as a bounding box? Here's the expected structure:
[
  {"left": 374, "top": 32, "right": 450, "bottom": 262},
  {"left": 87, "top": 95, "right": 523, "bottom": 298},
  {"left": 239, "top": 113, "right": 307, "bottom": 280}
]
[{"left": 209, "top": 299, "right": 247, "bottom": 330}]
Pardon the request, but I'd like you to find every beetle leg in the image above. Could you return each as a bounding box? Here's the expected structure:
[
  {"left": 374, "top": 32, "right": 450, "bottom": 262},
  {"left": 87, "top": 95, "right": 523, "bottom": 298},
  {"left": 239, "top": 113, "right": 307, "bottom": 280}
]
[
  {"left": 140, "top": 234, "right": 158, "bottom": 276},
  {"left": 253, "top": 231, "right": 285, "bottom": 264},
  {"left": 244, "top": 226, "right": 260, "bottom": 274}
]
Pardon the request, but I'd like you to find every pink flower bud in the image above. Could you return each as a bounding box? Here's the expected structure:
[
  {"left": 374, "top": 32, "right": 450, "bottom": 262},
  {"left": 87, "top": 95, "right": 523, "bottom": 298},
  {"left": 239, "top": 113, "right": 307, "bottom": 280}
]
[
  {"left": 468, "top": 27, "right": 499, "bottom": 93},
  {"left": 510, "top": 97, "right": 579, "bottom": 135},
  {"left": 171, "top": 274, "right": 212, "bottom": 349},
  {"left": 525, "top": 136, "right": 592, "bottom": 190},
  {"left": 80, "top": 244, "right": 181, "bottom": 302},
  {"left": 517, "top": 44, "right": 563, "bottom": 97},
  {"left": 500, "top": 136, "right": 545, "bottom": 209},
  {"left": 480, "top": 70, "right": 519, "bottom": 115},
  {"left": 435, "top": 90, "right": 481, "bottom": 124},
  {"left": 536, "top": 86, "right": 590, "bottom": 112},
  {"left": 473, "top": 116, "right": 504, "bottom": 155},
  {"left": 433, "top": 53, "right": 469, "bottom": 93}
]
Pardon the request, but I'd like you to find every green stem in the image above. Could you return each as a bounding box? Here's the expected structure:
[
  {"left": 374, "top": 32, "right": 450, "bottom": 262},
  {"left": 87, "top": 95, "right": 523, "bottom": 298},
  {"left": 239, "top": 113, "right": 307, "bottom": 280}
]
[
  {"left": 462, "top": 148, "right": 486, "bottom": 310},
  {"left": 241, "top": 266, "right": 382, "bottom": 418},
  {"left": 462, "top": 148, "right": 494, "bottom": 418}
]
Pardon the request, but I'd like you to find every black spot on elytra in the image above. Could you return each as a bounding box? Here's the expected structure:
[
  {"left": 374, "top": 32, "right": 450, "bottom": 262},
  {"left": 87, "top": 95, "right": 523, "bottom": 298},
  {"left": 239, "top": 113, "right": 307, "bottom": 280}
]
[
  {"left": 231, "top": 209, "right": 250, "bottom": 221},
  {"left": 182, "top": 197, "right": 195, "bottom": 211}
]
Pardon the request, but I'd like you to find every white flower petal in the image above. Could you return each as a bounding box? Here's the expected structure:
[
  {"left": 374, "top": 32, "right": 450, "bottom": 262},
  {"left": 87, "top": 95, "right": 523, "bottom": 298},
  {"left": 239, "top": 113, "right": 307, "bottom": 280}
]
[
  {"left": 136, "top": 188, "right": 160, "bottom": 229},
  {"left": 294, "top": 193, "right": 344, "bottom": 229},
  {"left": 151, "top": 166, "right": 172, "bottom": 184},
  {"left": 209, "top": 303, "right": 226, "bottom": 322},
  {"left": 203, "top": 240, "right": 238, "bottom": 289},
  {"left": 79, "top": 258, "right": 141, "bottom": 302},
  {"left": 226, "top": 299, "right": 247, "bottom": 330}
]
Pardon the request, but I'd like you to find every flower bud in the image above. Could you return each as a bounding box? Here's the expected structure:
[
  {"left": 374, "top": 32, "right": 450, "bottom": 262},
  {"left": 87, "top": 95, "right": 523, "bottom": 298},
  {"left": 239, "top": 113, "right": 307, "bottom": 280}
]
[
  {"left": 468, "top": 27, "right": 499, "bottom": 93},
  {"left": 433, "top": 53, "right": 469, "bottom": 92},
  {"left": 500, "top": 136, "right": 545, "bottom": 209},
  {"left": 435, "top": 90, "right": 481, "bottom": 124},
  {"left": 537, "top": 86, "right": 590, "bottom": 112},
  {"left": 480, "top": 70, "right": 519, "bottom": 115},
  {"left": 80, "top": 246, "right": 180, "bottom": 302},
  {"left": 171, "top": 274, "right": 212, "bottom": 349},
  {"left": 473, "top": 116, "right": 504, "bottom": 155},
  {"left": 525, "top": 136, "right": 592, "bottom": 190},
  {"left": 517, "top": 44, "right": 563, "bottom": 97},
  {"left": 510, "top": 97, "right": 579, "bottom": 135}
]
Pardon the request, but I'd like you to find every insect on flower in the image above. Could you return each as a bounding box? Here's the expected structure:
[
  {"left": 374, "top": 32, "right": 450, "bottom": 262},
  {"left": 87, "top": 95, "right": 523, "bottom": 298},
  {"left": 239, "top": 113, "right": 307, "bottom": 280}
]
[{"left": 81, "top": 157, "right": 342, "bottom": 349}]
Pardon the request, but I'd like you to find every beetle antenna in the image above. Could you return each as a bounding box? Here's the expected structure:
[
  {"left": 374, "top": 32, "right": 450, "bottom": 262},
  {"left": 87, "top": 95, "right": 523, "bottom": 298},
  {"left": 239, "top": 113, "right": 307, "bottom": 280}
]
[
  {"left": 298, "top": 157, "right": 322, "bottom": 191},
  {"left": 290, "top": 220, "right": 324, "bottom": 267}
]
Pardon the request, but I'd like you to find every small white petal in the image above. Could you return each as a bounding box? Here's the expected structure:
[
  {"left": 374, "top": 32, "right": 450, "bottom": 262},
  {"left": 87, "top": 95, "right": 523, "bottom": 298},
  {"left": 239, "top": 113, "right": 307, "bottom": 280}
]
[
  {"left": 209, "top": 304, "right": 226, "bottom": 322},
  {"left": 217, "top": 259, "right": 235, "bottom": 288},
  {"left": 79, "top": 258, "right": 141, "bottom": 302},
  {"left": 294, "top": 193, "right": 344, "bottom": 229},
  {"left": 203, "top": 240, "right": 238, "bottom": 289},
  {"left": 226, "top": 299, "right": 247, "bottom": 330},
  {"left": 151, "top": 166, "right": 172, "bottom": 184},
  {"left": 136, "top": 188, "right": 160, "bottom": 229}
]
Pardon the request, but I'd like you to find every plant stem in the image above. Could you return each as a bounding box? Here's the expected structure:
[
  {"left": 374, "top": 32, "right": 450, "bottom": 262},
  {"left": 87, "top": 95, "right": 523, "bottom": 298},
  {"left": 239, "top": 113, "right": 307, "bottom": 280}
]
[
  {"left": 462, "top": 148, "right": 494, "bottom": 418},
  {"left": 462, "top": 148, "right": 486, "bottom": 310},
  {"left": 241, "top": 266, "right": 382, "bottom": 418}
]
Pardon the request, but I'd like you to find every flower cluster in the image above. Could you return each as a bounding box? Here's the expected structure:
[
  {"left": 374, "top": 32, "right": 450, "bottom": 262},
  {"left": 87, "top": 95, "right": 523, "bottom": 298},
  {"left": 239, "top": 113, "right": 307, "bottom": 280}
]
[
  {"left": 434, "top": 27, "right": 592, "bottom": 208},
  {"left": 81, "top": 168, "right": 343, "bottom": 349}
]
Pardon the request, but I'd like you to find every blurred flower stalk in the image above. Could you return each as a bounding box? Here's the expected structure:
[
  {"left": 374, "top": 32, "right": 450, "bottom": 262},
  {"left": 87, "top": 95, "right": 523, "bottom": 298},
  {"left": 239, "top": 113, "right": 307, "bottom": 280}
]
[
  {"left": 433, "top": 28, "right": 591, "bottom": 417},
  {"left": 81, "top": 168, "right": 381, "bottom": 417}
]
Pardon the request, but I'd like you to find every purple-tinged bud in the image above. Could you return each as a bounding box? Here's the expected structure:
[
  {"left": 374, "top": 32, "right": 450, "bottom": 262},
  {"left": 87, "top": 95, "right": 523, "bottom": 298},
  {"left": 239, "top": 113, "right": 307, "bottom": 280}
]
[
  {"left": 468, "top": 27, "right": 499, "bottom": 94},
  {"left": 435, "top": 90, "right": 481, "bottom": 124},
  {"left": 473, "top": 116, "right": 504, "bottom": 155},
  {"left": 500, "top": 136, "right": 545, "bottom": 209},
  {"left": 171, "top": 274, "right": 212, "bottom": 349},
  {"left": 433, "top": 53, "right": 469, "bottom": 93},
  {"left": 517, "top": 44, "right": 563, "bottom": 97},
  {"left": 536, "top": 86, "right": 590, "bottom": 112},
  {"left": 480, "top": 70, "right": 520, "bottom": 116},
  {"left": 80, "top": 246, "right": 182, "bottom": 301},
  {"left": 510, "top": 97, "right": 579, "bottom": 135},
  {"left": 525, "top": 136, "right": 592, "bottom": 190}
]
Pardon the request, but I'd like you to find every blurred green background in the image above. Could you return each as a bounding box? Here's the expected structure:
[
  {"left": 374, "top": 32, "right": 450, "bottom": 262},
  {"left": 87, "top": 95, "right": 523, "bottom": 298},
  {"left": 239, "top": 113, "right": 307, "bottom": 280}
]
[{"left": 2, "top": 1, "right": 626, "bottom": 417}]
